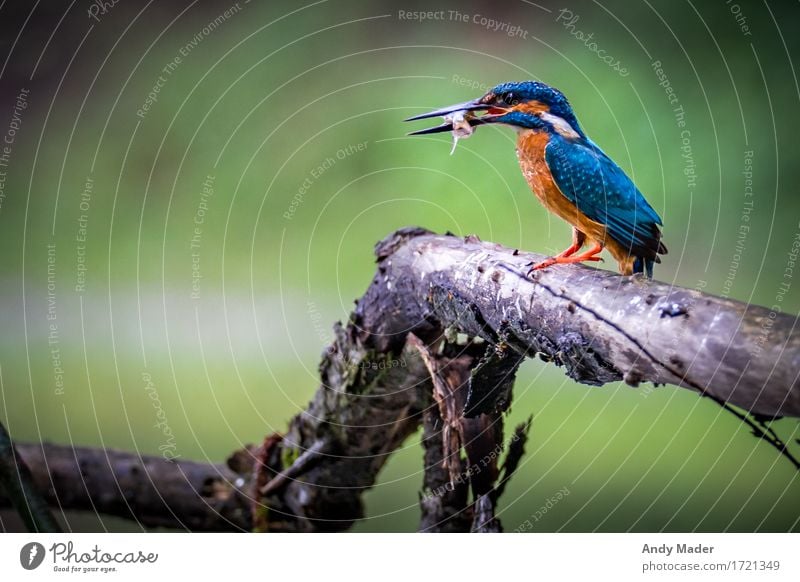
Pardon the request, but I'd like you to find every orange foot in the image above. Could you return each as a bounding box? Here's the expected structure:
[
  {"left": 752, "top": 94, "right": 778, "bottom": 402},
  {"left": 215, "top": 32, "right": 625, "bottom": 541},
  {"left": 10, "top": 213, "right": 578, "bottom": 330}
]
[{"left": 527, "top": 243, "right": 604, "bottom": 276}]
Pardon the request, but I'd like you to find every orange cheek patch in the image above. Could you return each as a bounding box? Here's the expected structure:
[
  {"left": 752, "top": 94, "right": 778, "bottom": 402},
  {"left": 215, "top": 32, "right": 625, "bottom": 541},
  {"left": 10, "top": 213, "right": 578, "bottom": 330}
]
[
  {"left": 488, "top": 100, "right": 549, "bottom": 116},
  {"left": 516, "top": 100, "right": 549, "bottom": 115}
]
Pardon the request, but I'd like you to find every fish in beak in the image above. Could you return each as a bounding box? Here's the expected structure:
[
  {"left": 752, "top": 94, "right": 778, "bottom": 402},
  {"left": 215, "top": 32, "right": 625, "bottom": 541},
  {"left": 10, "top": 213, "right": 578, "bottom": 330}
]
[
  {"left": 404, "top": 97, "right": 506, "bottom": 153},
  {"left": 404, "top": 99, "right": 491, "bottom": 134}
]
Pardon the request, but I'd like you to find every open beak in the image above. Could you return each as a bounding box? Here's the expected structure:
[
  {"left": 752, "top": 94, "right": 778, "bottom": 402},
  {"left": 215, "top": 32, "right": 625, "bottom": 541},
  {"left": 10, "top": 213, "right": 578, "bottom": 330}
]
[{"left": 404, "top": 98, "right": 501, "bottom": 135}]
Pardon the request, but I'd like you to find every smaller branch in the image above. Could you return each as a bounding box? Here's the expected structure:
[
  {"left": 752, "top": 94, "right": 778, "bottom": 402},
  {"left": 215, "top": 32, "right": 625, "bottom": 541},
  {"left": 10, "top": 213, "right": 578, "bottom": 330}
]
[
  {"left": 411, "top": 332, "right": 531, "bottom": 533},
  {"left": 418, "top": 404, "right": 472, "bottom": 533},
  {"left": 4, "top": 442, "right": 252, "bottom": 531},
  {"left": 256, "top": 330, "right": 432, "bottom": 532},
  {"left": 494, "top": 416, "right": 533, "bottom": 501},
  {"left": 704, "top": 395, "right": 800, "bottom": 470},
  {"left": 408, "top": 334, "right": 467, "bottom": 483},
  {"left": 0, "top": 422, "right": 61, "bottom": 533},
  {"left": 259, "top": 439, "right": 328, "bottom": 496}
]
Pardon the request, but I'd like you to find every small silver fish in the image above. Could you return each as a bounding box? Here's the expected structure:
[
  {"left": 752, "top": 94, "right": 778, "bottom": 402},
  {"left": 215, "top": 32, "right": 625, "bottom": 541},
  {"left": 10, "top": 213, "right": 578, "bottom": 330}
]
[{"left": 444, "top": 110, "right": 475, "bottom": 155}]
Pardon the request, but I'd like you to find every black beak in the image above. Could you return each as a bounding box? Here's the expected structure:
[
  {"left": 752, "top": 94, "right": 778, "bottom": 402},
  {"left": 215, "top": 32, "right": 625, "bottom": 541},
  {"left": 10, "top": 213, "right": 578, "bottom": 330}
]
[
  {"left": 404, "top": 98, "right": 494, "bottom": 135},
  {"left": 404, "top": 99, "right": 489, "bottom": 122}
]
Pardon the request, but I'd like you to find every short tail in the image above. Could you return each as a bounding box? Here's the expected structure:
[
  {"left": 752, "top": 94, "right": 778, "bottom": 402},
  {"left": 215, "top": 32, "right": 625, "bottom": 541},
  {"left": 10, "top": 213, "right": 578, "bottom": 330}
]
[{"left": 632, "top": 256, "right": 655, "bottom": 278}]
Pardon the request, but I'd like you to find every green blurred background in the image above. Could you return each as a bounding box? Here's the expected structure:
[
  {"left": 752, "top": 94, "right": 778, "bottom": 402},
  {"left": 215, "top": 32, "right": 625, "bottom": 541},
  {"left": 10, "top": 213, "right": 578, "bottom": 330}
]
[{"left": 0, "top": 0, "right": 798, "bottom": 532}]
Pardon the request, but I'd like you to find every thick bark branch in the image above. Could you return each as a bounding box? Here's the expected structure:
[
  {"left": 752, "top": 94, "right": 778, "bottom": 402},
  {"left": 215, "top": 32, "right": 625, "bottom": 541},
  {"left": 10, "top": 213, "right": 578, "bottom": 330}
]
[
  {"left": 7, "top": 227, "right": 799, "bottom": 532},
  {"left": 358, "top": 229, "right": 800, "bottom": 418}
]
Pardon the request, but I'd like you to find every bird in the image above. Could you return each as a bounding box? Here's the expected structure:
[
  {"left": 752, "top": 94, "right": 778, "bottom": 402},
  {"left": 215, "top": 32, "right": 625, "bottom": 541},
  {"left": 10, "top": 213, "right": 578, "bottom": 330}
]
[{"left": 405, "top": 81, "right": 667, "bottom": 277}]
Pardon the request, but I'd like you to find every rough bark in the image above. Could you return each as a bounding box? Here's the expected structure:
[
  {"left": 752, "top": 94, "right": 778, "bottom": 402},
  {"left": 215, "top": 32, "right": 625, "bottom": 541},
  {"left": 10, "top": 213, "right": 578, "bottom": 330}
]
[
  {"left": 365, "top": 230, "right": 800, "bottom": 417},
  {"left": 251, "top": 336, "right": 432, "bottom": 532},
  {"left": 4, "top": 227, "right": 799, "bottom": 532}
]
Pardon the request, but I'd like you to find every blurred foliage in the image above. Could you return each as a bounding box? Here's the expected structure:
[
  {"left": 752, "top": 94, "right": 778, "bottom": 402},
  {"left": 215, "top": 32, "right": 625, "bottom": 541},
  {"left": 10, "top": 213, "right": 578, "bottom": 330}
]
[{"left": 0, "top": 0, "right": 798, "bottom": 532}]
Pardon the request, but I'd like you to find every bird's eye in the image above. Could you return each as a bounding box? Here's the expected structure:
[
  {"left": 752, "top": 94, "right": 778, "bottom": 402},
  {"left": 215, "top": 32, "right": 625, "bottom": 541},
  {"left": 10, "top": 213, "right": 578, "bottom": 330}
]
[{"left": 503, "top": 92, "right": 515, "bottom": 105}]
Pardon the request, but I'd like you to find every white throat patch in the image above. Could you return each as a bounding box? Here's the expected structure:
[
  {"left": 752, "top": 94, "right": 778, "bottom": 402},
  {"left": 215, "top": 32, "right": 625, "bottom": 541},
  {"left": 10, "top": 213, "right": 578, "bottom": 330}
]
[{"left": 540, "top": 111, "right": 580, "bottom": 139}]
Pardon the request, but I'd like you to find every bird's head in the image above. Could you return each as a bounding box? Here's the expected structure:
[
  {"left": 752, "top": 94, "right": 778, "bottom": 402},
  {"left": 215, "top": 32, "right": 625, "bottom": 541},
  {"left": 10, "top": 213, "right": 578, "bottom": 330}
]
[{"left": 405, "top": 80, "right": 584, "bottom": 139}]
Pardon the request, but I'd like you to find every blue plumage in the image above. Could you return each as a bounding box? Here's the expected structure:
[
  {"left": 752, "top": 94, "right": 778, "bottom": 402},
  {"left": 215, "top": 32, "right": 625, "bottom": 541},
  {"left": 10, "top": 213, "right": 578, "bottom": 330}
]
[
  {"left": 545, "top": 134, "right": 665, "bottom": 276},
  {"left": 493, "top": 81, "right": 585, "bottom": 137}
]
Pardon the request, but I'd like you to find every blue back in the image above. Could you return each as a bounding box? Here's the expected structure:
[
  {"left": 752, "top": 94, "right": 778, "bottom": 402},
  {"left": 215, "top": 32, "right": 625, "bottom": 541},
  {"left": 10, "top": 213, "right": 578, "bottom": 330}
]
[{"left": 544, "top": 133, "right": 664, "bottom": 265}]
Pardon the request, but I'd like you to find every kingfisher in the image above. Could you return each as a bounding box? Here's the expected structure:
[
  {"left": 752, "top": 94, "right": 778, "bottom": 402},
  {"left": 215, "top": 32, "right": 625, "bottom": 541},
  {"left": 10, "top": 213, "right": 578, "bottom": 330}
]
[{"left": 405, "top": 81, "right": 667, "bottom": 277}]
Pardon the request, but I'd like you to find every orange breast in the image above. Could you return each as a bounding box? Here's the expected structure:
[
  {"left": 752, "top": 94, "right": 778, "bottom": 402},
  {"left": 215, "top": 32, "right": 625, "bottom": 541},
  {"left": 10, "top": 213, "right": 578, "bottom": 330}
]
[
  {"left": 516, "top": 130, "right": 608, "bottom": 245},
  {"left": 516, "top": 130, "right": 636, "bottom": 273}
]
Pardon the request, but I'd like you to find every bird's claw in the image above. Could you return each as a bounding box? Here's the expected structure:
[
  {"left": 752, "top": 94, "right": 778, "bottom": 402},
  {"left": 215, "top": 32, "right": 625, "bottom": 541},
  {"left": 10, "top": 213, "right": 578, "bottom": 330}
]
[
  {"left": 527, "top": 260, "right": 554, "bottom": 278},
  {"left": 526, "top": 255, "right": 603, "bottom": 278}
]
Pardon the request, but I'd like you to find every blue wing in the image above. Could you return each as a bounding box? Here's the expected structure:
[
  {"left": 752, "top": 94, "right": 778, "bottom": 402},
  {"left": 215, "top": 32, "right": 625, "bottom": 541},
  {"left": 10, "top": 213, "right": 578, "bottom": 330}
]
[{"left": 545, "top": 134, "right": 666, "bottom": 264}]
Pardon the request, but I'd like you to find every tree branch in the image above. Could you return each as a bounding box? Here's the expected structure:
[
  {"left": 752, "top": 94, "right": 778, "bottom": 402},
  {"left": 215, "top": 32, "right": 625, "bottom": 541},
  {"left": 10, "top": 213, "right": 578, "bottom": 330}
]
[
  {"left": 2, "top": 442, "right": 252, "bottom": 531},
  {"left": 357, "top": 228, "right": 799, "bottom": 418},
  {"left": 0, "top": 423, "right": 61, "bottom": 532},
  {"left": 6, "top": 227, "right": 799, "bottom": 531}
]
